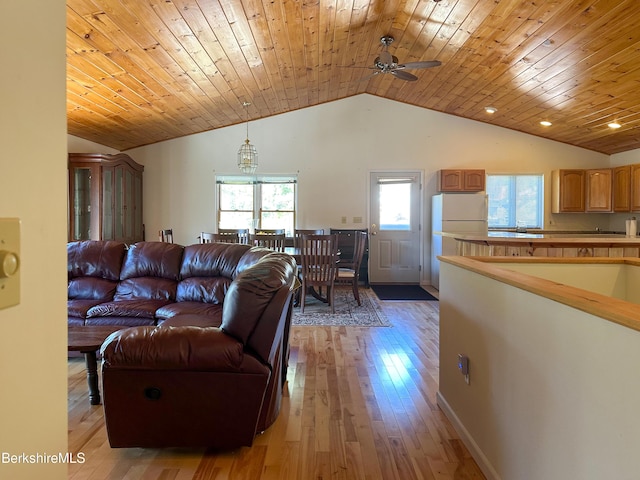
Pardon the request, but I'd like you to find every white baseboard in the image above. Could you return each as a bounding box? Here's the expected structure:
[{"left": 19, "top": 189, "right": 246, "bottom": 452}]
[{"left": 436, "top": 391, "right": 500, "bottom": 480}]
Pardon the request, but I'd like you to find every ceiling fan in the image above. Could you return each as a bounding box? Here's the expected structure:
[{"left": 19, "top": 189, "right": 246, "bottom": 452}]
[{"left": 364, "top": 35, "right": 441, "bottom": 81}]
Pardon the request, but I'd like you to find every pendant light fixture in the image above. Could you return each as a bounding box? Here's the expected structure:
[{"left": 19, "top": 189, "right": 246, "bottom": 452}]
[{"left": 237, "top": 101, "right": 258, "bottom": 174}]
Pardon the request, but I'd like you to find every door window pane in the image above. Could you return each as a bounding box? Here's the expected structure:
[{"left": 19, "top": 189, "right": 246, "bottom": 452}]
[{"left": 379, "top": 182, "right": 411, "bottom": 230}]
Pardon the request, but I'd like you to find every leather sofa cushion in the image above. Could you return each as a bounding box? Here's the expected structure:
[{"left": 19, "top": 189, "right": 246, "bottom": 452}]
[
  {"left": 87, "top": 299, "right": 171, "bottom": 318},
  {"left": 68, "top": 298, "right": 106, "bottom": 318},
  {"left": 101, "top": 326, "right": 266, "bottom": 372},
  {"left": 180, "top": 243, "right": 250, "bottom": 279},
  {"left": 155, "top": 302, "right": 223, "bottom": 321},
  {"left": 158, "top": 314, "right": 222, "bottom": 328},
  {"left": 85, "top": 316, "right": 156, "bottom": 327},
  {"left": 120, "top": 242, "right": 184, "bottom": 281},
  {"left": 68, "top": 277, "right": 118, "bottom": 301},
  {"left": 68, "top": 240, "right": 126, "bottom": 281},
  {"left": 114, "top": 277, "right": 177, "bottom": 301},
  {"left": 221, "top": 253, "right": 296, "bottom": 344},
  {"left": 176, "top": 277, "right": 231, "bottom": 304}
]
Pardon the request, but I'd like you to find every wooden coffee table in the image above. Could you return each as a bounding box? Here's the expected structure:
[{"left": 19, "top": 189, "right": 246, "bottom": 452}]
[{"left": 68, "top": 326, "right": 123, "bottom": 405}]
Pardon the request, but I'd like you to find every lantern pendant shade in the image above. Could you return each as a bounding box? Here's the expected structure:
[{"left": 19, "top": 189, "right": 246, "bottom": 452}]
[
  {"left": 238, "top": 101, "right": 258, "bottom": 174},
  {"left": 238, "top": 139, "right": 258, "bottom": 174}
]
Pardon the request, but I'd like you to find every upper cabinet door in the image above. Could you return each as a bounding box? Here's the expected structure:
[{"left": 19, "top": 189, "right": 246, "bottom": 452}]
[
  {"left": 438, "top": 169, "right": 485, "bottom": 192},
  {"left": 631, "top": 164, "right": 640, "bottom": 212},
  {"left": 551, "top": 169, "right": 585, "bottom": 213},
  {"left": 613, "top": 165, "right": 631, "bottom": 212},
  {"left": 585, "top": 168, "right": 612, "bottom": 212}
]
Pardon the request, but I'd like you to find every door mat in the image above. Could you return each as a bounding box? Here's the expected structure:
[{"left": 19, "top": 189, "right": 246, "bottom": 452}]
[{"left": 371, "top": 284, "right": 438, "bottom": 301}]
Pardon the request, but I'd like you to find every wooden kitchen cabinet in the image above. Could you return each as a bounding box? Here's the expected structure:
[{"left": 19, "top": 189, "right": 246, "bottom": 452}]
[
  {"left": 585, "top": 168, "right": 612, "bottom": 212},
  {"left": 631, "top": 164, "right": 640, "bottom": 212},
  {"left": 438, "top": 169, "right": 485, "bottom": 192},
  {"left": 68, "top": 153, "right": 144, "bottom": 243},
  {"left": 613, "top": 165, "right": 631, "bottom": 212},
  {"left": 551, "top": 169, "right": 585, "bottom": 213}
]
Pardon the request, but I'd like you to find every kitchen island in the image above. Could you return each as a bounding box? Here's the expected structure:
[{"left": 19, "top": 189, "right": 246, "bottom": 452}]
[{"left": 436, "top": 231, "right": 640, "bottom": 257}]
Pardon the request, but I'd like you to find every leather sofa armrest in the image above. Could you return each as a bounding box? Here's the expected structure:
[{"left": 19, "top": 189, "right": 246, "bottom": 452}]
[{"left": 100, "top": 325, "right": 265, "bottom": 373}]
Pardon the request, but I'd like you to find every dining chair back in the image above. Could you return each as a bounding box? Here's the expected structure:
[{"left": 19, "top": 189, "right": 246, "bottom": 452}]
[
  {"left": 335, "top": 231, "right": 368, "bottom": 305},
  {"left": 299, "top": 234, "right": 339, "bottom": 313},
  {"left": 201, "top": 232, "right": 240, "bottom": 244},
  {"left": 159, "top": 229, "right": 173, "bottom": 243},
  {"left": 252, "top": 233, "right": 286, "bottom": 252},
  {"left": 294, "top": 229, "right": 324, "bottom": 248},
  {"left": 219, "top": 228, "right": 250, "bottom": 244}
]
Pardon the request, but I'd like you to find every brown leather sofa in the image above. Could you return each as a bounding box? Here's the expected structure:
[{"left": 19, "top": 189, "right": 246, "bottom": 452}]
[{"left": 67, "top": 240, "right": 297, "bottom": 448}]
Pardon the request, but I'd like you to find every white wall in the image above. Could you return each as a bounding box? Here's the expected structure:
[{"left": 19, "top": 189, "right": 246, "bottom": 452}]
[
  {"left": 0, "top": 2, "right": 67, "bottom": 479},
  {"left": 438, "top": 261, "right": 640, "bottom": 479},
  {"left": 68, "top": 135, "right": 119, "bottom": 154},
  {"left": 127, "top": 94, "right": 611, "bottom": 283}
]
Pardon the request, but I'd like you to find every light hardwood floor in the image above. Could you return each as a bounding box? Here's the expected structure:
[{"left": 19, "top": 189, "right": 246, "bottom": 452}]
[{"left": 68, "top": 296, "right": 485, "bottom": 479}]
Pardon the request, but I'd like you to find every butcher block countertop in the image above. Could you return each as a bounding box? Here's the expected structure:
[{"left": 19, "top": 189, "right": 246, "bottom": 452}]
[{"left": 435, "top": 231, "right": 640, "bottom": 246}]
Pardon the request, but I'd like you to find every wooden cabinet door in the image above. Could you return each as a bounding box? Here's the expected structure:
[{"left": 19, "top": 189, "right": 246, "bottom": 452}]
[
  {"left": 438, "top": 169, "right": 485, "bottom": 192},
  {"left": 613, "top": 165, "right": 631, "bottom": 212},
  {"left": 585, "top": 168, "right": 612, "bottom": 212},
  {"left": 438, "top": 170, "right": 463, "bottom": 191},
  {"left": 631, "top": 164, "right": 640, "bottom": 212},
  {"left": 463, "top": 170, "right": 485, "bottom": 191},
  {"left": 552, "top": 169, "right": 585, "bottom": 213}
]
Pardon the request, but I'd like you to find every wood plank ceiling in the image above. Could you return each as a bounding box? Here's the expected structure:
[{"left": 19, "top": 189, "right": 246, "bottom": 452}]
[{"left": 67, "top": 0, "right": 640, "bottom": 155}]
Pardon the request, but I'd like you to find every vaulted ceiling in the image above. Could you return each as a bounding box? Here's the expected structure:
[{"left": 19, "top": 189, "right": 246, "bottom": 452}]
[{"left": 67, "top": 0, "right": 640, "bottom": 155}]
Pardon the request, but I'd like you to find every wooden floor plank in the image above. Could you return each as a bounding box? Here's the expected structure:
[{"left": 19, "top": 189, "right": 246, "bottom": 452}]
[{"left": 68, "top": 297, "right": 485, "bottom": 479}]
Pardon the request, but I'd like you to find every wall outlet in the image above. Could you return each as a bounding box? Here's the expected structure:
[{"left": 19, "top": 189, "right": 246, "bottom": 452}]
[
  {"left": 458, "top": 354, "right": 470, "bottom": 385},
  {"left": 341, "top": 216, "right": 347, "bottom": 224},
  {"left": 353, "top": 216, "right": 363, "bottom": 223}
]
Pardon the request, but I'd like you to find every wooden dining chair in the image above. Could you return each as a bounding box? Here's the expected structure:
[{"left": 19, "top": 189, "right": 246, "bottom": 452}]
[
  {"left": 335, "top": 231, "right": 368, "bottom": 305},
  {"left": 159, "top": 229, "right": 173, "bottom": 243},
  {"left": 219, "top": 228, "right": 250, "bottom": 244},
  {"left": 299, "top": 234, "right": 339, "bottom": 313},
  {"left": 252, "top": 233, "right": 286, "bottom": 252},
  {"left": 201, "top": 232, "right": 239, "bottom": 244},
  {"left": 294, "top": 229, "right": 324, "bottom": 248}
]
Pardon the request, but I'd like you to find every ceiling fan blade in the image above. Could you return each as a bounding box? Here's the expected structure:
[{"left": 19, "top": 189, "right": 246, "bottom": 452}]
[
  {"left": 359, "top": 71, "right": 381, "bottom": 82},
  {"left": 391, "top": 70, "right": 418, "bottom": 81},
  {"left": 398, "top": 60, "right": 442, "bottom": 70}
]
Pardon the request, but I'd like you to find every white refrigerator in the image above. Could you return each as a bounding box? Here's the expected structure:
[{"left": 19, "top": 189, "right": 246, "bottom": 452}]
[{"left": 431, "top": 193, "right": 488, "bottom": 289}]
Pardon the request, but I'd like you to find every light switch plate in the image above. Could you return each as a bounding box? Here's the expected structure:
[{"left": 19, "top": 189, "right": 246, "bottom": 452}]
[{"left": 0, "top": 218, "right": 20, "bottom": 310}]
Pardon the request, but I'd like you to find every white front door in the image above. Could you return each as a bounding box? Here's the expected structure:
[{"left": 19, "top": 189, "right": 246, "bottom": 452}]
[{"left": 368, "top": 171, "right": 422, "bottom": 284}]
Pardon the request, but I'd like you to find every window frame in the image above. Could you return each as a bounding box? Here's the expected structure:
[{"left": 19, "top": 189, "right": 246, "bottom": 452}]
[
  {"left": 216, "top": 174, "right": 297, "bottom": 235},
  {"left": 486, "top": 173, "right": 544, "bottom": 229}
]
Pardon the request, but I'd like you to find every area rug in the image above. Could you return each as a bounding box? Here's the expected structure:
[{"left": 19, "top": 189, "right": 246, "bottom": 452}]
[
  {"left": 292, "top": 287, "right": 390, "bottom": 327},
  {"left": 371, "top": 284, "right": 438, "bottom": 301}
]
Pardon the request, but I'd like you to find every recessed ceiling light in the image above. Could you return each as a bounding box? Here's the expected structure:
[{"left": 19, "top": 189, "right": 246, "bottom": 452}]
[
  {"left": 484, "top": 106, "right": 497, "bottom": 114},
  {"left": 540, "top": 120, "right": 552, "bottom": 127},
  {"left": 608, "top": 122, "right": 622, "bottom": 129}
]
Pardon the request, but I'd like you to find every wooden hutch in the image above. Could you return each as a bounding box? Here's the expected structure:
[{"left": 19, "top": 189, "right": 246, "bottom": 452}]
[{"left": 68, "top": 153, "right": 144, "bottom": 243}]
